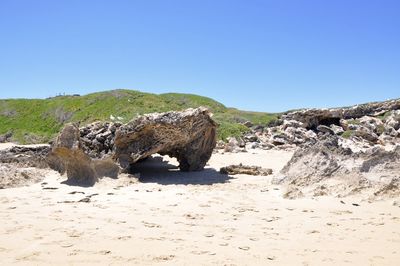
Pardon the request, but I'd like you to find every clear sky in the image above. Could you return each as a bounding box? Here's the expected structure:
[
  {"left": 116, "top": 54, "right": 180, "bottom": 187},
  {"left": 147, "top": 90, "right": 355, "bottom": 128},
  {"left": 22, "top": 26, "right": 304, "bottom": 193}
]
[{"left": 0, "top": 0, "right": 399, "bottom": 112}]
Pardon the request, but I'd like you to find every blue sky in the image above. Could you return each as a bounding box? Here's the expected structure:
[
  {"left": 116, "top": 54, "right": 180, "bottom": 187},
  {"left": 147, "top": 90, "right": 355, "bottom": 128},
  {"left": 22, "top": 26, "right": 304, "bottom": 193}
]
[{"left": 0, "top": 0, "right": 399, "bottom": 112}]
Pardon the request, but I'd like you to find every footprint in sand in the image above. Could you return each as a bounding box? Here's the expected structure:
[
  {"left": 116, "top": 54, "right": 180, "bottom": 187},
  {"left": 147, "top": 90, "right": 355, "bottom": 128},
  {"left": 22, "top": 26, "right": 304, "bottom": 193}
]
[
  {"left": 116, "top": 236, "right": 132, "bottom": 240},
  {"left": 98, "top": 250, "right": 112, "bottom": 255},
  {"left": 60, "top": 243, "right": 74, "bottom": 248},
  {"left": 204, "top": 233, "right": 214, "bottom": 238},
  {"left": 262, "top": 216, "right": 281, "bottom": 222},
  {"left": 16, "top": 251, "right": 41, "bottom": 261},
  {"left": 184, "top": 213, "right": 204, "bottom": 220},
  {"left": 330, "top": 210, "right": 352, "bottom": 215},
  {"left": 142, "top": 221, "right": 161, "bottom": 228},
  {"left": 191, "top": 250, "right": 214, "bottom": 255},
  {"left": 152, "top": 255, "right": 175, "bottom": 261},
  {"left": 326, "top": 222, "right": 339, "bottom": 227},
  {"left": 0, "top": 197, "right": 10, "bottom": 203},
  {"left": 65, "top": 229, "right": 83, "bottom": 238},
  {"left": 222, "top": 235, "right": 233, "bottom": 240},
  {"left": 143, "top": 237, "right": 166, "bottom": 241},
  {"left": 223, "top": 228, "right": 236, "bottom": 233}
]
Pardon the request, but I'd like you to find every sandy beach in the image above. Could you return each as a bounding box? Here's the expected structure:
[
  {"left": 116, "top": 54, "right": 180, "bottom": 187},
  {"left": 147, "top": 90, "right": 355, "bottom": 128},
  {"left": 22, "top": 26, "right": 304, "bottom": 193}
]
[{"left": 0, "top": 144, "right": 399, "bottom": 265}]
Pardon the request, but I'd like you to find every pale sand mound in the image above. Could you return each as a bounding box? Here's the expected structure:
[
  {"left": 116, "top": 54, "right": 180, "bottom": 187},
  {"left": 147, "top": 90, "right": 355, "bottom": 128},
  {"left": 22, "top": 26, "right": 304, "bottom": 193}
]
[{"left": 0, "top": 163, "right": 52, "bottom": 189}]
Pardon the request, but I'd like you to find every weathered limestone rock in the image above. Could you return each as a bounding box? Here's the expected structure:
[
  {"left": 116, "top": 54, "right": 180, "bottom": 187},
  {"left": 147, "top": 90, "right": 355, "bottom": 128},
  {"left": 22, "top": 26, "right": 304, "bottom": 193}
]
[
  {"left": 48, "top": 147, "right": 99, "bottom": 186},
  {"left": 317, "top": 125, "right": 335, "bottom": 135},
  {"left": 53, "top": 123, "right": 81, "bottom": 149},
  {"left": 244, "top": 98, "right": 400, "bottom": 151},
  {"left": 79, "top": 121, "right": 121, "bottom": 159},
  {"left": 220, "top": 164, "right": 273, "bottom": 176},
  {"left": 0, "top": 145, "right": 50, "bottom": 168},
  {"left": 224, "top": 137, "right": 246, "bottom": 153},
  {"left": 385, "top": 110, "right": 400, "bottom": 130},
  {"left": 276, "top": 134, "right": 400, "bottom": 199},
  {"left": 48, "top": 123, "right": 119, "bottom": 185},
  {"left": 282, "top": 99, "right": 400, "bottom": 129},
  {"left": 114, "top": 107, "right": 217, "bottom": 171},
  {"left": 48, "top": 107, "right": 216, "bottom": 184}
]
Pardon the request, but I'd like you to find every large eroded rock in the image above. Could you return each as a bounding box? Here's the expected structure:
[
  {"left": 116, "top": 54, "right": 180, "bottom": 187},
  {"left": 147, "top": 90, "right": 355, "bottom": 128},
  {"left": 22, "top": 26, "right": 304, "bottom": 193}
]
[
  {"left": 48, "top": 107, "right": 217, "bottom": 185},
  {"left": 114, "top": 107, "right": 217, "bottom": 171}
]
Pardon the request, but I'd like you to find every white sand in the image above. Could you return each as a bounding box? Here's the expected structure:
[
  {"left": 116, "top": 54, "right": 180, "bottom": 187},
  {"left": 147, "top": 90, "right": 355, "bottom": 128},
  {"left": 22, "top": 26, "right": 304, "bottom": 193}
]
[
  {"left": 0, "top": 148, "right": 400, "bottom": 265},
  {"left": 0, "top": 143, "right": 17, "bottom": 150}
]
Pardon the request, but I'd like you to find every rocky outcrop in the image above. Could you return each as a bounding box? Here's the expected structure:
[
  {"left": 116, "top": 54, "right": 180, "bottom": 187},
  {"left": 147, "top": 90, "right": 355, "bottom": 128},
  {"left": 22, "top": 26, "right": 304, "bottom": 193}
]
[
  {"left": 213, "top": 99, "right": 400, "bottom": 199},
  {"left": 0, "top": 145, "right": 50, "bottom": 168},
  {"left": 80, "top": 122, "right": 121, "bottom": 159},
  {"left": 0, "top": 145, "right": 52, "bottom": 189},
  {"left": 47, "top": 107, "right": 217, "bottom": 185},
  {"left": 282, "top": 99, "right": 400, "bottom": 129},
  {"left": 276, "top": 135, "right": 400, "bottom": 199},
  {"left": 216, "top": 98, "right": 400, "bottom": 153},
  {"left": 114, "top": 107, "right": 217, "bottom": 171}
]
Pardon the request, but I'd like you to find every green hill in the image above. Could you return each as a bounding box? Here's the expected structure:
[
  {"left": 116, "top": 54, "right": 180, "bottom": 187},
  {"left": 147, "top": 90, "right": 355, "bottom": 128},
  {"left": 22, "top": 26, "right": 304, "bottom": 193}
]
[{"left": 0, "top": 89, "right": 277, "bottom": 144}]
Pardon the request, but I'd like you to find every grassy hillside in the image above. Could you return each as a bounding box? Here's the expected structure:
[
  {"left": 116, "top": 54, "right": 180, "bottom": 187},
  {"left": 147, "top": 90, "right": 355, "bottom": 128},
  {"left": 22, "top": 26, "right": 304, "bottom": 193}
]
[{"left": 0, "top": 89, "right": 277, "bottom": 144}]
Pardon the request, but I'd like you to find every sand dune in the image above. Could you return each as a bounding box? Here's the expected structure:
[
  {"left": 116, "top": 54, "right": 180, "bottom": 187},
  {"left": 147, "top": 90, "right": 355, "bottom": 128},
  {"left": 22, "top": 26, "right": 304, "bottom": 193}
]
[{"left": 0, "top": 148, "right": 400, "bottom": 265}]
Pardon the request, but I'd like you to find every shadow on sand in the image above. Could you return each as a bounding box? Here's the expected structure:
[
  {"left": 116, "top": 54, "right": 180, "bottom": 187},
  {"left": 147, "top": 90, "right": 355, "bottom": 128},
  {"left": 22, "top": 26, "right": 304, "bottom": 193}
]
[{"left": 130, "top": 155, "right": 232, "bottom": 185}]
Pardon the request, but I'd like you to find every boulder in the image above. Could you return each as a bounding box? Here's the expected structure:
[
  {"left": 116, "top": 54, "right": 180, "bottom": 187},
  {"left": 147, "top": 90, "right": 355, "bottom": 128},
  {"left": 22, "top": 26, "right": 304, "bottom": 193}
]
[
  {"left": 354, "top": 127, "right": 379, "bottom": 143},
  {"left": 358, "top": 116, "right": 384, "bottom": 134},
  {"left": 385, "top": 110, "right": 400, "bottom": 130},
  {"left": 243, "top": 133, "right": 259, "bottom": 143},
  {"left": 113, "top": 107, "right": 217, "bottom": 171},
  {"left": 330, "top": 124, "right": 344, "bottom": 135},
  {"left": 53, "top": 123, "right": 81, "bottom": 149},
  {"left": 224, "top": 137, "right": 245, "bottom": 153},
  {"left": 282, "top": 120, "right": 304, "bottom": 130},
  {"left": 220, "top": 164, "right": 273, "bottom": 176},
  {"left": 271, "top": 135, "right": 287, "bottom": 146}
]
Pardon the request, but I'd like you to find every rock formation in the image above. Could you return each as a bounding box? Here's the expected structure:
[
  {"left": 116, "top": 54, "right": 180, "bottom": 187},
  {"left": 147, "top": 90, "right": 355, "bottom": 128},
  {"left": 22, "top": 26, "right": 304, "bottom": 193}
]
[
  {"left": 47, "top": 107, "right": 217, "bottom": 185},
  {"left": 275, "top": 135, "right": 400, "bottom": 199},
  {"left": 216, "top": 98, "right": 400, "bottom": 153},
  {"left": 213, "top": 98, "right": 399, "bottom": 199},
  {"left": 0, "top": 145, "right": 52, "bottom": 189},
  {"left": 220, "top": 164, "right": 273, "bottom": 176},
  {"left": 114, "top": 107, "right": 217, "bottom": 171},
  {"left": 282, "top": 98, "right": 400, "bottom": 129},
  {"left": 0, "top": 145, "right": 50, "bottom": 168}
]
